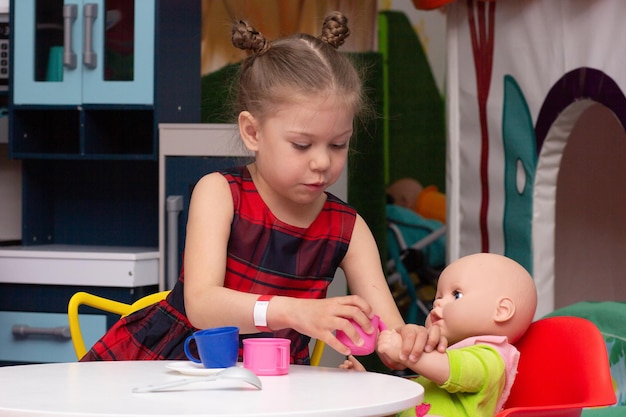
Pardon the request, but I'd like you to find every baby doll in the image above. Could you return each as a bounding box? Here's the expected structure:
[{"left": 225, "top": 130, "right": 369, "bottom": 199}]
[
  {"left": 387, "top": 178, "right": 424, "bottom": 210},
  {"left": 386, "top": 178, "right": 446, "bottom": 224},
  {"left": 343, "top": 253, "right": 537, "bottom": 417}
]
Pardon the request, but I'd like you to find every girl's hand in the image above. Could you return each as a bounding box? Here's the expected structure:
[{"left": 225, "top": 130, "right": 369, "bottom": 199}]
[
  {"left": 376, "top": 325, "right": 448, "bottom": 369},
  {"left": 277, "top": 295, "right": 374, "bottom": 356}
]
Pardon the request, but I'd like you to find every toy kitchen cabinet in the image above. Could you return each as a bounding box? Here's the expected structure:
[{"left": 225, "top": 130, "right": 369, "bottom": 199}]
[{"left": 0, "top": 0, "right": 201, "bottom": 365}]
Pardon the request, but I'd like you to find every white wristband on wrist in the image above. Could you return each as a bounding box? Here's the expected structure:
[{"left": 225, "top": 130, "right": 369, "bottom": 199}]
[{"left": 253, "top": 295, "right": 274, "bottom": 332}]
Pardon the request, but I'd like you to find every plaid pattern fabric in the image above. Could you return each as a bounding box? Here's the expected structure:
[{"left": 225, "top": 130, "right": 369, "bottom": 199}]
[
  {"left": 81, "top": 283, "right": 193, "bottom": 361},
  {"left": 82, "top": 166, "right": 356, "bottom": 364}
]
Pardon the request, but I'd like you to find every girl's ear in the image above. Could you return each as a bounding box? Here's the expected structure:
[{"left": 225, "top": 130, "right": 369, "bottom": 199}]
[
  {"left": 494, "top": 297, "right": 515, "bottom": 323},
  {"left": 239, "top": 111, "right": 260, "bottom": 152}
]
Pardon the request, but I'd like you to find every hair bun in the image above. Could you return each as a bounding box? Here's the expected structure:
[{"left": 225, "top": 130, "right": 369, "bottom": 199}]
[
  {"left": 232, "top": 20, "right": 270, "bottom": 55},
  {"left": 319, "top": 11, "right": 350, "bottom": 49}
]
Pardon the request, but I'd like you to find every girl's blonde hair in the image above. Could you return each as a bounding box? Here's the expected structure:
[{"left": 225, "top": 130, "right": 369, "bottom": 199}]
[{"left": 230, "top": 11, "right": 366, "bottom": 122}]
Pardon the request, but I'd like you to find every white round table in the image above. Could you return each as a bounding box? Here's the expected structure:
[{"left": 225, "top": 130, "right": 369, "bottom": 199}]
[{"left": 0, "top": 361, "right": 424, "bottom": 416}]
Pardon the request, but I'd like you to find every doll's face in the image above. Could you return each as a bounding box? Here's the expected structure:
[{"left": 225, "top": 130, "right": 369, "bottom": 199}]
[
  {"left": 386, "top": 178, "right": 423, "bottom": 209},
  {"left": 426, "top": 253, "right": 537, "bottom": 345}
]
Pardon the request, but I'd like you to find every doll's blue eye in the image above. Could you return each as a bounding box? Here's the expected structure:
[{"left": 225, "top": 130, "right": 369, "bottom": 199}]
[{"left": 453, "top": 290, "right": 463, "bottom": 300}]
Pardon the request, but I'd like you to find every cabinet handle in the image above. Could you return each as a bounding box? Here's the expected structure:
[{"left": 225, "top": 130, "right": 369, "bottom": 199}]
[
  {"left": 12, "top": 324, "right": 72, "bottom": 340},
  {"left": 63, "top": 4, "right": 78, "bottom": 70},
  {"left": 83, "top": 3, "right": 98, "bottom": 69}
]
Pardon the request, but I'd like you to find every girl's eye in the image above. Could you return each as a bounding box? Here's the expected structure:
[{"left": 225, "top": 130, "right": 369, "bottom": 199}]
[
  {"left": 452, "top": 290, "right": 463, "bottom": 300},
  {"left": 331, "top": 143, "right": 348, "bottom": 150},
  {"left": 292, "top": 143, "right": 310, "bottom": 150}
]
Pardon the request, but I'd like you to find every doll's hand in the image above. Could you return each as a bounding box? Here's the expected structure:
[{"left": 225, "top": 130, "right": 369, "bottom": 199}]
[
  {"left": 339, "top": 355, "right": 366, "bottom": 372},
  {"left": 377, "top": 329, "right": 403, "bottom": 363},
  {"left": 377, "top": 329, "right": 413, "bottom": 369}
]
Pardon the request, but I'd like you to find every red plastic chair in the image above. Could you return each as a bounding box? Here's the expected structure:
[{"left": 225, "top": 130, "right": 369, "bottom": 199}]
[{"left": 497, "top": 316, "right": 616, "bottom": 417}]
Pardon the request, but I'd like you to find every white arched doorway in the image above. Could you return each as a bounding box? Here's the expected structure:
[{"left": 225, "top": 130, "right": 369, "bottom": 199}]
[{"left": 533, "top": 100, "right": 626, "bottom": 317}]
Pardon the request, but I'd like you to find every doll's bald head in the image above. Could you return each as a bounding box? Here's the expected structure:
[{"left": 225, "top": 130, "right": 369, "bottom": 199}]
[{"left": 429, "top": 253, "right": 537, "bottom": 344}]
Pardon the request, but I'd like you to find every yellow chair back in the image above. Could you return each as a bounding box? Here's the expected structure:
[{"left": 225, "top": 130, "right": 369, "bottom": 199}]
[
  {"left": 310, "top": 339, "right": 325, "bottom": 366},
  {"left": 68, "top": 290, "right": 325, "bottom": 365},
  {"left": 68, "top": 291, "right": 171, "bottom": 360}
]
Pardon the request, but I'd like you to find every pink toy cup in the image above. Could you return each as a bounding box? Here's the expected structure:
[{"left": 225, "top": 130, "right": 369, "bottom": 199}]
[
  {"left": 336, "top": 315, "right": 387, "bottom": 356},
  {"left": 243, "top": 338, "right": 291, "bottom": 376}
]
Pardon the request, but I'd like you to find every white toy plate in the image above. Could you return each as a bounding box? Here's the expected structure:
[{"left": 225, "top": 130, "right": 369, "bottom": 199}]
[{"left": 165, "top": 361, "right": 225, "bottom": 376}]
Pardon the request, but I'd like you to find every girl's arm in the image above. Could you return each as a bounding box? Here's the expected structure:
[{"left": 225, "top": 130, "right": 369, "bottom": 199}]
[
  {"left": 183, "top": 172, "right": 262, "bottom": 333},
  {"left": 340, "top": 215, "right": 414, "bottom": 368},
  {"left": 340, "top": 215, "right": 404, "bottom": 330},
  {"left": 340, "top": 215, "right": 445, "bottom": 367}
]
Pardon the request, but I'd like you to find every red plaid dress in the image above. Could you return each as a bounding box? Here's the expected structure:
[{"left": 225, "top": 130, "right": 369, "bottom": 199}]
[{"left": 81, "top": 166, "right": 356, "bottom": 363}]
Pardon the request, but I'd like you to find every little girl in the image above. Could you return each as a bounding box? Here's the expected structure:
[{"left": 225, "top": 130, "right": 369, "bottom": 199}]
[{"left": 82, "top": 11, "right": 431, "bottom": 368}]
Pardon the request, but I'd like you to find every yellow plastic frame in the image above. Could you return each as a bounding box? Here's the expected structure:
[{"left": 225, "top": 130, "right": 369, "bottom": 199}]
[{"left": 68, "top": 290, "right": 325, "bottom": 365}]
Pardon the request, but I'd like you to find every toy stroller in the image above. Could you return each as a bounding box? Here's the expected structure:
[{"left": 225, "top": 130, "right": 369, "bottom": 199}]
[{"left": 386, "top": 204, "right": 446, "bottom": 325}]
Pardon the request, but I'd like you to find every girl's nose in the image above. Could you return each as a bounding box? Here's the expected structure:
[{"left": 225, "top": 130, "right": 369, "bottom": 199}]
[{"left": 310, "top": 150, "right": 331, "bottom": 171}]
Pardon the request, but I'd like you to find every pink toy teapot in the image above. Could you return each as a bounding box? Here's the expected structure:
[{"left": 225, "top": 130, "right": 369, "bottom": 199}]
[{"left": 336, "top": 315, "right": 387, "bottom": 356}]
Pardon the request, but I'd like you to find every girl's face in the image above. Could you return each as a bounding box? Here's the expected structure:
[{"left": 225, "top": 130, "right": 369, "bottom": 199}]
[{"left": 250, "top": 93, "right": 354, "bottom": 207}]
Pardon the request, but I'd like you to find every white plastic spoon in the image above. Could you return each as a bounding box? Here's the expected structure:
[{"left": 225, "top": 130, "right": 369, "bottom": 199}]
[{"left": 132, "top": 366, "right": 262, "bottom": 393}]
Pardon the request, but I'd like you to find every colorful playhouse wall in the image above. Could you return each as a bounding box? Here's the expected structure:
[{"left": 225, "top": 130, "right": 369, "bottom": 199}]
[{"left": 444, "top": 0, "right": 626, "bottom": 318}]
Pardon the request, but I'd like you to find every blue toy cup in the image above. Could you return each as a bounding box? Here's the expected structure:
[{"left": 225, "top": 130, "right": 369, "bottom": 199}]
[{"left": 184, "top": 326, "right": 239, "bottom": 368}]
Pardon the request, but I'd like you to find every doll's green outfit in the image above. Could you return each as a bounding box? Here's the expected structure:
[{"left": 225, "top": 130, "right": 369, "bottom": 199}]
[{"left": 399, "top": 335, "right": 519, "bottom": 417}]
